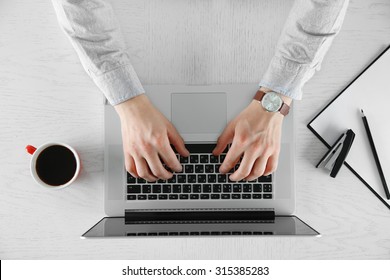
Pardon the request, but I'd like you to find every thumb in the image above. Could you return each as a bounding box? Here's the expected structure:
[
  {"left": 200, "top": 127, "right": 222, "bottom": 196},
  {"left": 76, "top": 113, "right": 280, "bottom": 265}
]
[
  {"left": 167, "top": 124, "right": 190, "bottom": 157},
  {"left": 213, "top": 122, "right": 235, "bottom": 155}
]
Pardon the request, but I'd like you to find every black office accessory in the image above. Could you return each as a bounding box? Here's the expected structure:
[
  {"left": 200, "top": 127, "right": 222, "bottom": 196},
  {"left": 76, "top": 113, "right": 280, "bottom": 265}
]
[
  {"left": 316, "top": 129, "right": 355, "bottom": 178},
  {"left": 361, "top": 109, "right": 390, "bottom": 199},
  {"left": 308, "top": 45, "right": 390, "bottom": 211}
]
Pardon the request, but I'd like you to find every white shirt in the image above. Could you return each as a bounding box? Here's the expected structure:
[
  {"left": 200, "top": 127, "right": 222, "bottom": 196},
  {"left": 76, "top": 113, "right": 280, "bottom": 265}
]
[{"left": 52, "top": 0, "right": 349, "bottom": 105}]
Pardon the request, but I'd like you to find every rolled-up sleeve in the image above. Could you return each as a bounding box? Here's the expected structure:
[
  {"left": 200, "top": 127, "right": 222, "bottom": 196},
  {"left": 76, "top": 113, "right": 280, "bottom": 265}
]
[
  {"left": 259, "top": 0, "right": 349, "bottom": 100},
  {"left": 51, "top": 0, "right": 145, "bottom": 105}
]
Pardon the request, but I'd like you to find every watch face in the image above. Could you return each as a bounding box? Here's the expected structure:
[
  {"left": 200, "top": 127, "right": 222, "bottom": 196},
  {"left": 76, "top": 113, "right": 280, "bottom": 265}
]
[{"left": 261, "top": 92, "right": 283, "bottom": 112}]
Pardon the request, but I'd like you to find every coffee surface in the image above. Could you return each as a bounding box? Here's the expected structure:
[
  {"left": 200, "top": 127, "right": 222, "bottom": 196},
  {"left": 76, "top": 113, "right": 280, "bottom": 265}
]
[{"left": 36, "top": 145, "right": 77, "bottom": 186}]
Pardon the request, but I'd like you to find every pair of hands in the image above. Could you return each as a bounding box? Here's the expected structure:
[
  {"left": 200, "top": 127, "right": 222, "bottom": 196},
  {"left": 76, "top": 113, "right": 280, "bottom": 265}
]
[{"left": 115, "top": 90, "right": 291, "bottom": 182}]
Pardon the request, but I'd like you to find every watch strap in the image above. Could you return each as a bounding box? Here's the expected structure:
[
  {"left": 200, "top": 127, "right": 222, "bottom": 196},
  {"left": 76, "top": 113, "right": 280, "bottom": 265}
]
[{"left": 253, "top": 90, "right": 290, "bottom": 116}]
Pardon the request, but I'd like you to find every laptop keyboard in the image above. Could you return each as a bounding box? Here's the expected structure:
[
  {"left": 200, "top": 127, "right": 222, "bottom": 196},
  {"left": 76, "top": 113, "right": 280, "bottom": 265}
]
[{"left": 126, "top": 144, "right": 273, "bottom": 201}]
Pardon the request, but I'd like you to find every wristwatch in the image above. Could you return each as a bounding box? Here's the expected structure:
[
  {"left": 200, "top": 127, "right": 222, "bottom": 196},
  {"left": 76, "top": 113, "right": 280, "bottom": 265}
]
[{"left": 253, "top": 90, "right": 290, "bottom": 116}]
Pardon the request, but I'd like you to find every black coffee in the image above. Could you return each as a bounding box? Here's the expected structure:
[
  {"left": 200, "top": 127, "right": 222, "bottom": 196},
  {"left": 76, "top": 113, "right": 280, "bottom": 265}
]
[{"left": 36, "top": 145, "right": 77, "bottom": 186}]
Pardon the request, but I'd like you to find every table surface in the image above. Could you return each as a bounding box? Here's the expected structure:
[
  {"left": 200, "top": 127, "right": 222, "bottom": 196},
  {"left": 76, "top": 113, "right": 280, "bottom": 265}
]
[{"left": 1, "top": 0, "right": 390, "bottom": 260}]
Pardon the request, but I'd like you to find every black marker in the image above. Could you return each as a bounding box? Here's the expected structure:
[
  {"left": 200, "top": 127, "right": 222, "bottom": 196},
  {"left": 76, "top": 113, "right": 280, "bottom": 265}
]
[{"left": 361, "top": 109, "right": 390, "bottom": 199}]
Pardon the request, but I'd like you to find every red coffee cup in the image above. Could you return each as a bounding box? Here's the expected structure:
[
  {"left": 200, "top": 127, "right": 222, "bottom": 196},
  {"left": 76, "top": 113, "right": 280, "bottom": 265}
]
[{"left": 26, "top": 143, "right": 81, "bottom": 189}]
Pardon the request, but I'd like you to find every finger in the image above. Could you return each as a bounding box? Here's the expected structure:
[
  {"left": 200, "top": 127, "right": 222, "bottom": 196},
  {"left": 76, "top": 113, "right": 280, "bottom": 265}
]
[
  {"left": 245, "top": 156, "right": 268, "bottom": 181},
  {"left": 167, "top": 124, "right": 190, "bottom": 157},
  {"left": 159, "top": 138, "right": 183, "bottom": 172},
  {"left": 263, "top": 153, "right": 279, "bottom": 176},
  {"left": 125, "top": 154, "right": 139, "bottom": 178},
  {"left": 230, "top": 151, "right": 259, "bottom": 181},
  {"left": 144, "top": 152, "right": 173, "bottom": 180},
  {"left": 212, "top": 123, "right": 234, "bottom": 155},
  {"left": 134, "top": 156, "right": 157, "bottom": 182},
  {"left": 219, "top": 139, "right": 244, "bottom": 174}
]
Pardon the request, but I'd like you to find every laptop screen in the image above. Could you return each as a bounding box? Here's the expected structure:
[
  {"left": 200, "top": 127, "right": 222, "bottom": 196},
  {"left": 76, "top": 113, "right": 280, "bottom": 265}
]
[{"left": 82, "top": 216, "right": 319, "bottom": 238}]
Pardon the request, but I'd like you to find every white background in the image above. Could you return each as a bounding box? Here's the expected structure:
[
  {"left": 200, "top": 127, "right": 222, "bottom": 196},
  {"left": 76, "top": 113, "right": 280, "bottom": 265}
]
[{"left": 0, "top": 0, "right": 390, "bottom": 259}]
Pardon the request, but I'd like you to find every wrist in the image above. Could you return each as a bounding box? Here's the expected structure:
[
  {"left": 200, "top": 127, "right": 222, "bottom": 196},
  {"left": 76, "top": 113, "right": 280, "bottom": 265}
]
[{"left": 114, "top": 94, "right": 148, "bottom": 118}]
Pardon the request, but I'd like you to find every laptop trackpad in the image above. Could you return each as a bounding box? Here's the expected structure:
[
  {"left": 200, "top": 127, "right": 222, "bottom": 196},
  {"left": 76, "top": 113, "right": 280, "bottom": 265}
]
[{"left": 171, "top": 92, "right": 227, "bottom": 136}]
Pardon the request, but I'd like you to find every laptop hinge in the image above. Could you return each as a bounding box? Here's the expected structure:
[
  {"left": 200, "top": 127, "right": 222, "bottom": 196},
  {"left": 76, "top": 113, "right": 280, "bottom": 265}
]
[{"left": 125, "top": 209, "right": 275, "bottom": 224}]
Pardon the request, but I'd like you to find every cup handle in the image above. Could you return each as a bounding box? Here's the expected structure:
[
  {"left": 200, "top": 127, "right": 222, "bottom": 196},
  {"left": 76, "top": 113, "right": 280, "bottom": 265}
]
[{"left": 26, "top": 145, "right": 37, "bottom": 155}]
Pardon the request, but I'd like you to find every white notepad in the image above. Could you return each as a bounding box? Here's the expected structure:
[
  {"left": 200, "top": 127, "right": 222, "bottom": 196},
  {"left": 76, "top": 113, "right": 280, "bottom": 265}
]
[{"left": 308, "top": 46, "right": 390, "bottom": 209}]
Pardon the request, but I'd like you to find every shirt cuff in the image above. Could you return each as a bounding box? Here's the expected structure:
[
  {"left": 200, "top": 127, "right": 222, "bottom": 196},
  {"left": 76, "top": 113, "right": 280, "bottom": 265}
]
[
  {"left": 93, "top": 64, "right": 145, "bottom": 106},
  {"left": 258, "top": 56, "right": 316, "bottom": 100}
]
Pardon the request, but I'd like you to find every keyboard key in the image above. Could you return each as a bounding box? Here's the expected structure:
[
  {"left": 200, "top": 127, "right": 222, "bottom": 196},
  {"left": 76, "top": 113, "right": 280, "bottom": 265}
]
[
  {"left": 202, "top": 184, "right": 212, "bottom": 193},
  {"left": 215, "top": 164, "right": 221, "bottom": 173},
  {"left": 258, "top": 174, "right": 272, "bottom": 182},
  {"left": 212, "top": 184, "right": 222, "bottom": 193},
  {"left": 158, "top": 194, "right": 168, "bottom": 200},
  {"left": 233, "top": 184, "right": 242, "bottom": 193},
  {"left": 137, "top": 178, "right": 146, "bottom": 184},
  {"left": 243, "top": 184, "right": 252, "bottom": 192},
  {"left": 152, "top": 184, "right": 162, "bottom": 193},
  {"left": 169, "top": 232, "right": 179, "bottom": 236},
  {"left": 253, "top": 194, "right": 262, "bottom": 199},
  {"left": 179, "top": 155, "right": 189, "bottom": 163},
  {"left": 218, "top": 174, "right": 227, "bottom": 183},
  {"left": 201, "top": 194, "right": 210, "bottom": 199},
  {"left": 138, "top": 195, "right": 147, "bottom": 200},
  {"left": 210, "top": 155, "right": 219, "bottom": 163},
  {"left": 263, "top": 194, "right": 273, "bottom": 199},
  {"left": 127, "top": 173, "right": 136, "bottom": 184},
  {"left": 173, "top": 184, "right": 181, "bottom": 193},
  {"left": 190, "top": 232, "right": 200, "bottom": 235},
  {"left": 223, "top": 184, "right": 232, "bottom": 193},
  {"left": 190, "top": 155, "right": 199, "bottom": 163},
  {"left": 177, "top": 174, "right": 186, "bottom": 183},
  {"left": 221, "top": 194, "right": 231, "bottom": 199},
  {"left": 242, "top": 194, "right": 251, "bottom": 199},
  {"left": 253, "top": 184, "right": 262, "bottom": 192},
  {"left": 192, "top": 184, "right": 202, "bottom": 193},
  {"left": 207, "top": 174, "right": 216, "bottom": 183},
  {"left": 127, "top": 195, "right": 136, "bottom": 200},
  {"left": 180, "top": 194, "right": 189, "bottom": 199},
  {"left": 219, "top": 154, "right": 226, "bottom": 162},
  {"left": 162, "top": 185, "right": 172, "bottom": 193},
  {"left": 185, "top": 165, "right": 194, "bottom": 173},
  {"left": 195, "top": 165, "right": 204, "bottom": 173},
  {"left": 211, "top": 194, "right": 220, "bottom": 199},
  {"left": 205, "top": 164, "right": 214, "bottom": 173},
  {"left": 167, "top": 175, "right": 176, "bottom": 183},
  {"left": 200, "top": 155, "right": 209, "bottom": 163},
  {"left": 183, "top": 184, "right": 192, "bottom": 193},
  {"left": 188, "top": 174, "right": 196, "bottom": 183},
  {"left": 157, "top": 179, "right": 166, "bottom": 183},
  {"left": 169, "top": 194, "right": 178, "bottom": 200},
  {"left": 263, "top": 184, "right": 272, "bottom": 192},
  {"left": 232, "top": 194, "right": 241, "bottom": 199},
  {"left": 197, "top": 174, "right": 206, "bottom": 183},
  {"left": 128, "top": 185, "right": 141, "bottom": 193},
  {"left": 190, "top": 194, "right": 199, "bottom": 199},
  {"left": 148, "top": 195, "right": 157, "bottom": 200},
  {"left": 201, "top": 231, "right": 210, "bottom": 235},
  {"left": 142, "top": 185, "right": 151, "bottom": 193}
]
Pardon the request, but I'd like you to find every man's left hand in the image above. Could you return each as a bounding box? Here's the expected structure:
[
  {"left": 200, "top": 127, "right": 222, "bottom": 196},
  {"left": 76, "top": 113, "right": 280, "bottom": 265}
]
[{"left": 213, "top": 93, "right": 291, "bottom": 181}]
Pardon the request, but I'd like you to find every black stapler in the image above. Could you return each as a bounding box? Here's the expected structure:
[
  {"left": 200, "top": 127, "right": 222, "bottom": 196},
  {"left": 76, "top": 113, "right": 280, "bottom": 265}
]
[{"left": 316, "top": 129, "right": 355, "bottom": 178}]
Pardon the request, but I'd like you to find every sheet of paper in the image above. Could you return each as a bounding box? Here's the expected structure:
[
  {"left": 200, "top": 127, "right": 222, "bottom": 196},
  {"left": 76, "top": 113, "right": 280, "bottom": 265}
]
[{"left": 309, "top": 47, "right": 390, "bottom": 207}]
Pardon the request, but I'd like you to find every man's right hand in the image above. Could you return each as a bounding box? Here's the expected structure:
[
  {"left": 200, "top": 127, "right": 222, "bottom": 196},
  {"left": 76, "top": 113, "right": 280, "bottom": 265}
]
[{"left": 115, "top": 94, "right": 189, "bottom": 182}]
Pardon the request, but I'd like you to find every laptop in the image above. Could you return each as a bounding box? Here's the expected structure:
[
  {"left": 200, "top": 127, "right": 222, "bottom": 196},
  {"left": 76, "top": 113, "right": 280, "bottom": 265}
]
[{"left": 82, "top": 84, "right": 320, "bottom": 237}]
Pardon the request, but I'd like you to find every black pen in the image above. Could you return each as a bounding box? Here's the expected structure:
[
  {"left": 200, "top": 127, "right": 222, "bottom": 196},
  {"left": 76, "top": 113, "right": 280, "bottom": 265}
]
[{"left": 361, "top": 109, "right": 390, "bottom": 199}]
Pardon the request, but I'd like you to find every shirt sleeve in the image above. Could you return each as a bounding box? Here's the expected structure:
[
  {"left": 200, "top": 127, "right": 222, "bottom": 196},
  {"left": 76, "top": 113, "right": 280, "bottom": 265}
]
[
  {"left": 259, "top": 0, "right": 349, "bottom": 100},
  {"left": 51, "top": 0, "right": 145, "bottom": 105}
]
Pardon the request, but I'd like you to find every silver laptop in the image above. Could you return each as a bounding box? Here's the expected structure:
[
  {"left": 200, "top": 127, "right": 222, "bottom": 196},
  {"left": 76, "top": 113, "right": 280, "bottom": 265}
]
[{"left": 82, "top": 84, "right": 319, "bottom": 237}]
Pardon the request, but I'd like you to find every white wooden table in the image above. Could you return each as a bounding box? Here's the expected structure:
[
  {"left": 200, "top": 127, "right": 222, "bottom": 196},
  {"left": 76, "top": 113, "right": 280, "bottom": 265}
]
[{"left": 1, "top": 0, "right": 390, "bottom": 259}]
